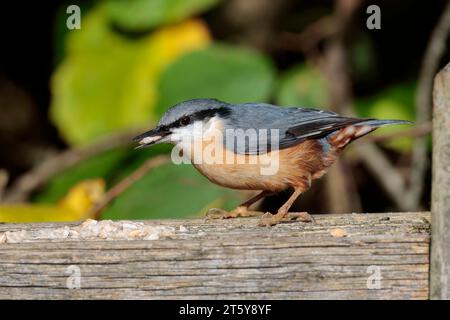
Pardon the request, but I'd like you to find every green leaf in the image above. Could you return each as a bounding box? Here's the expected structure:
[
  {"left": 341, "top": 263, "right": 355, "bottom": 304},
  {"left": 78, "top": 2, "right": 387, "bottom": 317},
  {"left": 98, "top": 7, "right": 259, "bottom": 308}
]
[
  {"left": 155, "top": 44, "right": 275, "bottom": 115},
  {"left": 107, "top": 0, "right": 220, "bottom": 31},
  {"left": 276, "top": 63, "right": 328, "bottom": 108},
  {"left": 50, "top": 4, "right": 210, "bottom": 146},
  {"left": 102, "top": 163, "right": 242, "bottom": 219},
  {"left": 33, "top": 143, "right": 173, "bottom": 205},
  {"left": 33, "top": 148, "right": 129, "bottom": 204}
]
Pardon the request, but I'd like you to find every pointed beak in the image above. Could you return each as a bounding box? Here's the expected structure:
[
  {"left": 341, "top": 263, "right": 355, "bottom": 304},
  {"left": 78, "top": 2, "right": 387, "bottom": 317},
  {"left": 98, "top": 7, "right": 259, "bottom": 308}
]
[{"left": 133, "top": 126, "right": 171, "bottom": 149}]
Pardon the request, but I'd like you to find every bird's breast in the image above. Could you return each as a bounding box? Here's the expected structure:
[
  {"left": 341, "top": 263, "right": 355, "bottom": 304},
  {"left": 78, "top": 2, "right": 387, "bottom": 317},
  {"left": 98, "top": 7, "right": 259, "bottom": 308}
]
[{"left": 180, "top": 132, "right": 330, "bottom": 191}]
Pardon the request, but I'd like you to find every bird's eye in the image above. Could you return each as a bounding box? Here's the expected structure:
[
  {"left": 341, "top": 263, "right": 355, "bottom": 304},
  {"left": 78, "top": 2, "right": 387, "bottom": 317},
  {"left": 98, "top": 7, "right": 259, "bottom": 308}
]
[{"left": 179, "top": 116, "right": 191, "bottom": 126}]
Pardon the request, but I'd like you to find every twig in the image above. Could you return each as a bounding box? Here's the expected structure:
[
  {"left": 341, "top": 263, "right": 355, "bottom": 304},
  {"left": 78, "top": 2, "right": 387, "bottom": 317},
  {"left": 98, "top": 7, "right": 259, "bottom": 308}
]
[
  {"left": 355, "top": 143, "right": 407, "bottom": 207},
  {"left": 3, "top": 129, "right": 142, "bottom": 203},
  {"left": 325, "top": 158, "right": 362, "bottom": 213},
  {"left": 0, "top": 169, "right": 9, "bottom": 201},
  {"left": 405, "top": 1, "right": 450, "bottom": 210},
  {"left": 321, "top": 0, "right": 362, "bottom": 213},
  {"left": 90, "top": 155, "right": 171, "bottom": 220}
]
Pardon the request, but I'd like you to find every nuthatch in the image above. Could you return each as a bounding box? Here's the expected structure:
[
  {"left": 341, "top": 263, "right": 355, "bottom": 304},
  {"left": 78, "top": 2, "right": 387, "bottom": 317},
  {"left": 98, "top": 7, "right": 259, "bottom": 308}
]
[{"left": 134, "top": 99, "right": 410, "bottom": 226}]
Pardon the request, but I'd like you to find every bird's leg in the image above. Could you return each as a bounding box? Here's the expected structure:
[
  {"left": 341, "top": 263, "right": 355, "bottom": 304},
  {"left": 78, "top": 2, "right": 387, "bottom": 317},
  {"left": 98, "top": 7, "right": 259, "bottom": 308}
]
[
  {"left": 258, "top": 186, "right": 314, "bottom": 226},
  {"left": 205, "top": 191, "right": 269, "bottom": 220}
]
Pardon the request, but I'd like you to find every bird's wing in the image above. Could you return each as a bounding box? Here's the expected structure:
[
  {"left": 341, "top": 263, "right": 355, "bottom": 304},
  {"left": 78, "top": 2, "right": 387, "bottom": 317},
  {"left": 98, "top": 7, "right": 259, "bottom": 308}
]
[
  {"left": 223, "top": 104, "right": 371, "bottom": 155},
  {"left": 280, "top": 114, "right": 368, "bottom": 144}
]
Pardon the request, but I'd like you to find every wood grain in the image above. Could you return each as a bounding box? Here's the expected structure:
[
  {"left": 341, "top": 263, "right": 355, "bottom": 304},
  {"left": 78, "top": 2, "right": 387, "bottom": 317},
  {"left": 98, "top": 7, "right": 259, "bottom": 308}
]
[
  {"left": 431, "top": 62, "right": 450, "bottom": 299},
  {"left": 0, "top": 212, "right": 430, "bottom": 299}
]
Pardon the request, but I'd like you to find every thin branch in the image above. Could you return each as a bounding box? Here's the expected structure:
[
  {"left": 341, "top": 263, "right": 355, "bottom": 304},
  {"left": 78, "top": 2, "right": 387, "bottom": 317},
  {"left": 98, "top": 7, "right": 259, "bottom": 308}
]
[
  {"left": 355, "top": 143, "right": 407, "bottom": 208},
  {"left": 0, "top": 169, "right": 9, "bottom": 201},
  {"left": 321, "top": 0, "right": 362, "bottom": 213},
  {"left": 91, "top": 155, "right": 171, "bottom": 220},
  {"left": 3, "top": 129, "right": 142, "bottom": 203}
]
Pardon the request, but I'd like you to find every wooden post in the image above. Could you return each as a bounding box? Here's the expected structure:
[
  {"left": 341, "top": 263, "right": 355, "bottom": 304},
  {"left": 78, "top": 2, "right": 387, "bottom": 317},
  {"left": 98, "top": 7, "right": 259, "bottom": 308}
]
[{"left": 431, "top": 62, "right": 450, "bottom": 299}]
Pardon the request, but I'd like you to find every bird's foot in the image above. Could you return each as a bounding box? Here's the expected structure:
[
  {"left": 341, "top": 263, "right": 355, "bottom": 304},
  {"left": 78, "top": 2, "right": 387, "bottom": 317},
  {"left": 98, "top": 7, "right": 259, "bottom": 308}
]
[
  {"left": 258, "top": 211, "right": 314, "bottom": 227},
  {"left": 205, "top": 206, "right": 265, "bottom": 221},
  {"left": 286, "top": 211, "right": 316, "bottom": 223}
]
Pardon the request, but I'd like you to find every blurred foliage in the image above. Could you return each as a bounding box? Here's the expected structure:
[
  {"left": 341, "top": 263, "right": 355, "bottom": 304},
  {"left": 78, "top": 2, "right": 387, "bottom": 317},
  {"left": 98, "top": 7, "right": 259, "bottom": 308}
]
[
  {"left": 276, "top": 63, "right": 328, "bottom": 108},
  {"left": 33, "top": 144, "right": 242, "bottom": 220},
  {"left": 107, "top": 0, "right": 220, "bottom": 31},
  {"left": 355, "top": 83, "right": 416, "bottom": 152},
  {"left": 41, "top": 0, "right": 278, "bottom": 221},
  {"left": 103, "top": 163, "right": 242, "bottom": 219},
  {"left": 33, "top": 148, "right": 130, "bottom": 204},
  {"left": 8, "top": 0, "right": 423, "bottom": 222},
  {"left": 51, "top": 4, "right": 210, "bottom": 146},
  {"left": 0, "top": 179, "right": 104, "bottom": 222},
  {"left": 348, "top": 34, "right": 378, "bottom": 85},
  {"left": 156, "top": 44, "right": 275, "bottom": 115}
]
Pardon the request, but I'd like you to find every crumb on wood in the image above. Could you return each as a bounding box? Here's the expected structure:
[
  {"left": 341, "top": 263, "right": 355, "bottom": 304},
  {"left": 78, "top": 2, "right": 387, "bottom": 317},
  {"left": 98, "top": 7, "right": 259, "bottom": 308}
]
[
  {"left": 329, "top": 228, "right": 348, "bottom": 238},
  {"left": 0, "top": 219, "right": 188, "bottom": 244}
]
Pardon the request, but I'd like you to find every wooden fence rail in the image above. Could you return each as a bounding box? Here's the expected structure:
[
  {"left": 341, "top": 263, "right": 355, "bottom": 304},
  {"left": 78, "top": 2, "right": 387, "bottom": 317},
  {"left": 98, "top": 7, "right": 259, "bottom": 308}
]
[{"left": 0, "top": 212, "right": 430, "bottom": 299}]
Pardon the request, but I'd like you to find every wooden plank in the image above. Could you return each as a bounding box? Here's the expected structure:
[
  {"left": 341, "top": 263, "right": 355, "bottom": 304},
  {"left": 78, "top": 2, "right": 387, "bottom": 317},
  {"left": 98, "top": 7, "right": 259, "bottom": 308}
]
[
  {"left": 431, "top": 62, "right": 450, "bottom": 299},
  {"left": 0, "top": 212, "right": 430, "bottom": 299}
]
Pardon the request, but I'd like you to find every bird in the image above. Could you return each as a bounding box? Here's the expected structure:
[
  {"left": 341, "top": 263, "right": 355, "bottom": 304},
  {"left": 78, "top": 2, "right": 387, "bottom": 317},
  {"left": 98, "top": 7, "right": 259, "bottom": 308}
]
[{"left": 134, "top": 98, "right": 410, "bottom": 226}]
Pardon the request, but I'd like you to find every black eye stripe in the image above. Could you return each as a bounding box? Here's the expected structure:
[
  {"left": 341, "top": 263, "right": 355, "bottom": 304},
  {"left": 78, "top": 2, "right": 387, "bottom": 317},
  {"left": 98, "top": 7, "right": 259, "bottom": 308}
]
[
  {"left": 191, "top": 107, "right": 231, "bottom": 121},
  {"left": 167, "top": 107, "right": 231, "bottom": 129},
  {"left": 179, "top": 116, "right": 191, "bottom": 126}
]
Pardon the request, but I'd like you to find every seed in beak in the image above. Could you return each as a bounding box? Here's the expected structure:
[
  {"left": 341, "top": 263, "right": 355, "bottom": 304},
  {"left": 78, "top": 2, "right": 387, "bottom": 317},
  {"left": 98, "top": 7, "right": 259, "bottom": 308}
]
[{"left": 140, "top": 136, "right": 162, "bottom": 145}]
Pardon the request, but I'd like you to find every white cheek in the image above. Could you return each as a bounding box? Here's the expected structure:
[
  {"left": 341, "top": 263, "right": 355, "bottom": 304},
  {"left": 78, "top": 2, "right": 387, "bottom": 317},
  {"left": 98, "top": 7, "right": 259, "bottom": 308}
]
[
  {"left": 170, "top": 123, "right": 200, "bottom": 151},
  {"left": 170, "top": 126, "right": 190, "bottom": 142},
  {"left": 203, "top": 117, "right": 222, "bottom": 137},
  {"left": 170, "top": 117, "right": 223, "bottom": 150},
  {"left": 170, "top": 123, "right": 200, "bottom": 140}
]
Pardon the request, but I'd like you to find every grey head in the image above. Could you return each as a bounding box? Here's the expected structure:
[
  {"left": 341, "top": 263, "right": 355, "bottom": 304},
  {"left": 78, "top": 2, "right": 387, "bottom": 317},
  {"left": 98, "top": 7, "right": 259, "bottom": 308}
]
[
  {"left": 158, "top": 98, "right": 230, "bottom": 127},
  {"left": 133, "top": 98, "right": 232, "bottom": 148}
]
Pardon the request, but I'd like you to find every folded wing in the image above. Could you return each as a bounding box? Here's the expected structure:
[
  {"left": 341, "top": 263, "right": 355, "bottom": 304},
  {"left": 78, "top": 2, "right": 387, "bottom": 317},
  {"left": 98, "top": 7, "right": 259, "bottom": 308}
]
[{"left": 224, "top": 103, "right": 409, "bottom": 155}]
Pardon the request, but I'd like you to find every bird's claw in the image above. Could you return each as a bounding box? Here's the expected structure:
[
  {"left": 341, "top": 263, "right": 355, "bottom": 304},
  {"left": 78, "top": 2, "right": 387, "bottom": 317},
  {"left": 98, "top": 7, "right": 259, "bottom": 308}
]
[
  {"left": 204, "top": 208, "right": 230, "bottom": 221},
  {"left": 286, "top": 211, "right": 316, "bottom": 223},
  {"left": 257, "top": 212, "right": 279, "bottom": 227},
  {"left": 205, "top": 206, "right": 265, "bottom": 221},
  {"left": 257, "top": 211, "right": 315, "bottom": 227}
]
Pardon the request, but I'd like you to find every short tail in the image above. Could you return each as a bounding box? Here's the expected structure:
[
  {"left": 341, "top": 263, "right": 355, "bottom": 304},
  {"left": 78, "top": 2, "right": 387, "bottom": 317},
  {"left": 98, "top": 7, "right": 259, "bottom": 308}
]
[{"left": 329, "top": 118, "right": 412, "bottom": 148}]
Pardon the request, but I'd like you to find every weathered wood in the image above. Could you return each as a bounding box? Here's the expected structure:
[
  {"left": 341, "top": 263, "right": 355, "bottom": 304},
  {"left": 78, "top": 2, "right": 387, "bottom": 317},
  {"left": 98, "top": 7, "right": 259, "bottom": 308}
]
[
  {"left": 0, "top": 212, "right": 430, "bottom": 299},
  {"left": 431, "top": 62, "right": 450, "bottom": 300}
]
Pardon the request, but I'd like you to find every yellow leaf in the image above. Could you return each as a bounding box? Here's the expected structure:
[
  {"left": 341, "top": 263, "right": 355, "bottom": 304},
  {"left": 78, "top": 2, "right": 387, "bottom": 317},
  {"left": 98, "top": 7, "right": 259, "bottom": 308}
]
[
  {"left": 0, "top": 179, "right": 105, "bottom": 223},
  {"left": 57, "top": 178, "right": 105, "bottom": 218}
]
